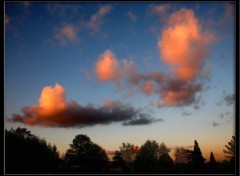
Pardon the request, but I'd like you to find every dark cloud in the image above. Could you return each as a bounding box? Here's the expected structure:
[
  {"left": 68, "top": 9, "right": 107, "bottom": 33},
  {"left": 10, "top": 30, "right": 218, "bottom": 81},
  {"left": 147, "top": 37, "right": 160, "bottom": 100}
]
[
  {"left": 217, "top": 92, "right": 235, "bottom": 106},
  {"left": 8, "top": 84, "right": 159, "bottom": 128},
  {"left": 182, "top": 111, "right": 192, "bottom": 116},
  {"left": 123, "top": 114, "right": 163, "bottom": 126},
  {"left": 212, "top": 121, "right": 220, "bottom": 127},
  {"left": 223, "top": 93, "right": 235, "bottom": 106}
]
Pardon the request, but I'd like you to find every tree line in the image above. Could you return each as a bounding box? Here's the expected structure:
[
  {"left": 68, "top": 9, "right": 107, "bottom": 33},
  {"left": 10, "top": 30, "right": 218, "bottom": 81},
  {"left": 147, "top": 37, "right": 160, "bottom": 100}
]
[{"left": 5, "top": 127, "right": 235, "bottom": 174}]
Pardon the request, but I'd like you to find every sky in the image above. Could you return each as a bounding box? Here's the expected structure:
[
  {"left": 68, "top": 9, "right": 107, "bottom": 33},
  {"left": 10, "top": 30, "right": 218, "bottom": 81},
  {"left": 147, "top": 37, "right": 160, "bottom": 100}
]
[{"left": 4, "top": 2, "right": 236, "bottom": 162}]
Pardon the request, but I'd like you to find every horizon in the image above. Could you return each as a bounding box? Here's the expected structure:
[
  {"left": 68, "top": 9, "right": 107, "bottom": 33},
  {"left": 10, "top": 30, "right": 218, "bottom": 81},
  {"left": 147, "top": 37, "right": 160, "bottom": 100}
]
[{"left": 5, "top": 2, "right": 235, "bottom": 164}]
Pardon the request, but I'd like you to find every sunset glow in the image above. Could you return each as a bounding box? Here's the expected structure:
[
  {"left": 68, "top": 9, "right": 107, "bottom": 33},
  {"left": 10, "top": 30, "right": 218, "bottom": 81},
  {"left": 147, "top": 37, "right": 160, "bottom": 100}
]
[{"left": 5, "top": 2, "right": 235, "bottom": 165}]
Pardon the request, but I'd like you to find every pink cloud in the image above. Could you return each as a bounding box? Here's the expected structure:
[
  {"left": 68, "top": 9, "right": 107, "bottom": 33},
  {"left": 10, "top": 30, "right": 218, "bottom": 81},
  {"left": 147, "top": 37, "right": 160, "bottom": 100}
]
[
  {"left": 127, "top": 11, "right": 137, "bottom": 22},
  {"left": 85, "top": 5, "right": 112, "bottom": 32},
  {"left": 54, "top": 24, "right": 78, "bottom": 46},
  {"left": 147, "top": 4, "right": 169, "bottom": 15},
  {"left": 93, "top": 8, "right": 214, "bottom": 108}
]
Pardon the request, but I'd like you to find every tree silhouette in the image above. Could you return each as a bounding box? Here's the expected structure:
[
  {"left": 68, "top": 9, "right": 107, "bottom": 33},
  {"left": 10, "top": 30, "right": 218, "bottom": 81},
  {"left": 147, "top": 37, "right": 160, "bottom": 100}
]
[
  {"left": 134, "top": 140, "right": 159, "bottom": 172},
  {"left": 158, "top": 153, "right": 174, "bottom": 172},
  {"left": 112, "top": 150, "right": 124, "bottom": 167},
  {"left": 5, "top": 127, "right": 60, "bottom": 173},
  {"left": 64, "top": 134, "right": 109, "bottom": 172},
  {"left": 223, "top": 135, "right": 235, "bottom": 161},
  {"left": 158, "top": 142, "right": 170, "bottom": 157},
  {"left": 119, "top": 142, "right": 139, "bottom": 172},
  {"left": 209, "top": 151, "right": 217, "bottom": 173},
  {"left": 186, "top": 140, "right": 205, "bottom": 173},
  {"left": 174, "top": 147, "right": 188, "bottom": 164}
]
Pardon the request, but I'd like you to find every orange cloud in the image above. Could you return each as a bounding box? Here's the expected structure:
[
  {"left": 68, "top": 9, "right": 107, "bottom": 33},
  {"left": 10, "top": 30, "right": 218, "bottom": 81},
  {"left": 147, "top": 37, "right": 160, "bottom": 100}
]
[
  {"left": 95, "top": 50, "right": 120, "bottom": 82},
  {"left": 9, "top": 84, "right": 159, "bottom": 127},
  {"left": 93, "top": 8, "right": 214, "bottom": 108}
]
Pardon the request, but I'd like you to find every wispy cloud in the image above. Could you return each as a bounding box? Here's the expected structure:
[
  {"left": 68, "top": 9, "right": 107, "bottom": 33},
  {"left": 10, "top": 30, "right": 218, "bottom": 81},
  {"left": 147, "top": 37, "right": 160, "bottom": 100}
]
[
  {"left": 54, "top": 24, "right": 78, "bottom": 46},
  {"left": 84, "top": 5, "right": 112, "bottom": 32},
  {"left": 147, "top": 4, "right": 169, "bottom": 15},
  {"left": 8, "top": 83, "right": 159, "bottom": 128},
  {"left": 127, "top": 11, "right": 137, "bottom": 22},
  {"left": 182, "top": 111, "right": 192, "bottom": 116},
  {"left": 217, "top": 92, "right": 235, "bottom": 106},
  {"left": 212, "top": 121, "right": 220, "bottom": 127}
]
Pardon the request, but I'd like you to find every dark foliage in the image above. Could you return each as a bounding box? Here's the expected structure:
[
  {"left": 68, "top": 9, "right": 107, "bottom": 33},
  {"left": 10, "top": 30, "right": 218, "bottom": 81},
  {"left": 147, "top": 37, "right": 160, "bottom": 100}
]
[
  {"left": 5, "top": 127, "right": 60, "bottom": 174},
  {"left": 64, "top": 134, "right": 109, "bottom": 172}
]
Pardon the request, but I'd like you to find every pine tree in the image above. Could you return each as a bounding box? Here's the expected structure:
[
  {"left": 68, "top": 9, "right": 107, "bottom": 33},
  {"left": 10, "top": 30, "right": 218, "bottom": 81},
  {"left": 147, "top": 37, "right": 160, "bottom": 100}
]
[{"left": 209, "top": 151, "right": 217, "bottom": 172}]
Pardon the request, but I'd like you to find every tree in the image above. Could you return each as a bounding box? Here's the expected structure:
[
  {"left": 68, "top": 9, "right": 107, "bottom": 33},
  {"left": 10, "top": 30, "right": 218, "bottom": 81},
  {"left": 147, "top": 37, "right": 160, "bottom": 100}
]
[
  {"left": 112, "top": 151, "right": 124, "bottom": 167},
  {"left": 134, "top": 140, "right": 159, "bottom": 172},
  {"left": 223, "top": 135, "right": 235, "bottom": 161},
  {"left": 5, "top": 127, "right": 60, "bottom": 173},
  {"left": 64, "top": 134, "right": 109, "bottom": 171},
  {"left": 209, "top": 151, "right": 217, "bottom": 172},
  {"left": 158, "top": 153, "right": 174, "bottom": 172},
  {"left": 174, "top": 147, "right": 188, "bottom": 164},
  {"left": 119, "top": 142, "right": 139, "bottom": 163},
  {"left": 186, "top": 140, "right": 205, "bottom": 172},
  {"left": 119, "top": 142, "right": 139, "bottom": 172},
  {"left": 159, "top": 142, "right": 170, "bottom": 155}
]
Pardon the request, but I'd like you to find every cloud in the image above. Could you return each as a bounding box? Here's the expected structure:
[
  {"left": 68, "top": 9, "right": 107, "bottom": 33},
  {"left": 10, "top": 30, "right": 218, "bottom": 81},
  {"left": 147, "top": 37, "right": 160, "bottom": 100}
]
[
  {"left": 93, "top": 8, "right": 214, "bottom": 108},
  {"left": 127, "top": 11, "right": 137, "bottom": 22},
  {"left": 159, "top": 8, "right": 214, "bottom": 81},
  {"left": 224, "top": 2, "right": 234, "bottom": 18},
  {"left": 182, "top": 111, "right": 192, "bottom": 116},
  {"left": 95, "top": 50, "right": 120, "bottom": 82},
  {"left": 217, "top": 92, "right": 235, "bottom": 106},
  {"left": 54, "top": 24, "right": 78, "bottom": 46},
  {"left": 147, "top": 4, "right": 169, "bottom": 15},
  {"left": 212, "top": 121, "right": 220, "bottom": 127},
  {"left": 8, "top": 83, "right": 159, "bottom": 128},
  {"left": 85, "top": 5, "right": 112, "bottom": 32},
  {"left": 123, "top": 116, "right": 163, "bottom": 126},
  {"left": 223, "top": 93, "right": 235, "bottom": 106}
]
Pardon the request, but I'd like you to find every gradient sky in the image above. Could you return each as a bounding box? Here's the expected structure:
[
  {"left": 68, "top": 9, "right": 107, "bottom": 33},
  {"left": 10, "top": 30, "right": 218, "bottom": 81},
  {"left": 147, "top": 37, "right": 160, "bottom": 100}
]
[{"left": 5, "top": 2, "right": 236, "bottom": 162}]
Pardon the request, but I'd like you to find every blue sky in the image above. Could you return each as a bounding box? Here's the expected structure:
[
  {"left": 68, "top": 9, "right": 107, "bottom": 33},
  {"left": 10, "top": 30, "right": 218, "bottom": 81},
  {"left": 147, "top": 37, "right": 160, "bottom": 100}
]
[{"left": 5, "top": 2, "right": 235, "bottom": 161}]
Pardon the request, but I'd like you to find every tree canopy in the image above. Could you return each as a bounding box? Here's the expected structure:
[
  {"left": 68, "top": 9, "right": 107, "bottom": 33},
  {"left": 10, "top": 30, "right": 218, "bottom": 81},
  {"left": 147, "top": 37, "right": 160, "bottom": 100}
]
[
  {"left": 5, "top": 127, "right": 60, "bottom": 174},
  {"left": 64, "top": 134, "right": 109, "bottom": 171}
]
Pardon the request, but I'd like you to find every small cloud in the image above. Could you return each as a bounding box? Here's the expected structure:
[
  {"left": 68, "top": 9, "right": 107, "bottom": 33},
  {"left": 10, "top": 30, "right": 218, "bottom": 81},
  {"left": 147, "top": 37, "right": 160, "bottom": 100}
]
[
  {"left": 147, "top": 4, "right": 169, "bottom": 15},
  {"left": 54, "top": 24, "right": 78, "bottom": 46},
  {"left": 85, "top": 5, "right": 112, "bottom": 32},
  {"left": 224, "top": 2, "right": 234, "bottom": 18},
  {"left": 127, "top": 11, "right": 137, "bottom": 22},
  {"left": 182, "top": 111, "right": 191, "bottom": 116},
  {"left": 123, "top": 116, "right": 163, "bottom": 126},
  {"left": 212, "top": 121, "right": 220, "bottom": 127},
  {"left": 223, "top": 93, "right": 235, "bottom": 106}
]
